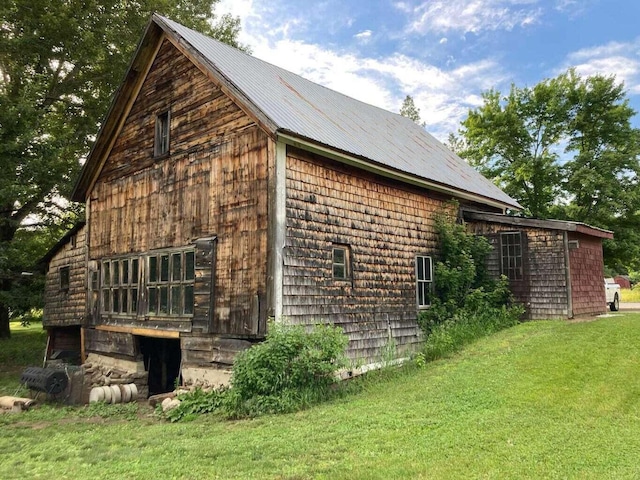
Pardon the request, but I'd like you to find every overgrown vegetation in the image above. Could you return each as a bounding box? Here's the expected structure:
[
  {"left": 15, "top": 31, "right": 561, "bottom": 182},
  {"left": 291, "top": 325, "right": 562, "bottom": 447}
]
[
  {"left": 419, "top": 207, "right": 523, "bottom": 360},
  {"left": 4, "top": 316, "right": 640, "bottom": 478},
  {"left": 163, "top": 323, "right": 348, "bottom": 421}
]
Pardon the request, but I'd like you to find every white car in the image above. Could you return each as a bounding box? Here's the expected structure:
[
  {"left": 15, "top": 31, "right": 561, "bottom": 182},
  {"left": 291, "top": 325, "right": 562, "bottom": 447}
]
[{"left": 605, "top": 278, "right": 620, "bottom": 311}]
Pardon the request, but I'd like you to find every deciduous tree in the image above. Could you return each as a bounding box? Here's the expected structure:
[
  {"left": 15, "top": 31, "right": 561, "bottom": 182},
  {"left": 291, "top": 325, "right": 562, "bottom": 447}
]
[
  {"left": 0, "top": 0, "right": 244, "bottom": 337},
  {"left": 454, "top": 70, "right": 640, "bottom": 271}
]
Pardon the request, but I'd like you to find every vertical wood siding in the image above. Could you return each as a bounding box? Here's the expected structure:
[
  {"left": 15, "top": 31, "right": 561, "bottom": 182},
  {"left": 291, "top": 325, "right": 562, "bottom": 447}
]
[
  {"left": 568, "top": 233, "right": 606, "bottom": 316},
  {"left": 283, "top": 148, "right": 451, "bottom": 362},
  {"left": 468, "top": 222, "right": 569, "bottom": 319},
  {"left": 88, "top": 39, "right": 269, "bottom": 337},
  {"left": 43, "top": 227, "right": 86, "bottom": 327}
]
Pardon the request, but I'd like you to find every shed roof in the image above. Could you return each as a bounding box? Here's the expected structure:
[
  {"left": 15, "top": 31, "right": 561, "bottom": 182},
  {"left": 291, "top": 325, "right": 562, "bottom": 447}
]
[
  {"left": 463, "top": 210, "right": 614, "bottom": 239},
  {"left": 37, "top": 222, "right": 86, "bottom": 271},
  {"left": 72, "top": 14, "right": 521, "bottom": 210}
]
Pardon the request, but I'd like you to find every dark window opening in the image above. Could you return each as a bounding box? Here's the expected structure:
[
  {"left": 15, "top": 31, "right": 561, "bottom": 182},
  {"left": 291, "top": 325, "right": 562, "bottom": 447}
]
[
  {"left": 45, "top": 326, "right": 82, "bottom": 366},
  {"left": 60, "top": 266, "right": 70, "bottom": 292},
  {"left": 501, "top": 232, "right": 523, "bottom": 281},
  {"left": 154, "top": 111, "right": 170, "bottom": 156},
  {"left": 138, "top": 337, "right": 181, "bottom": 396},
  {"left": 416, "top": 255, "right": 433, "bottom": 308}
]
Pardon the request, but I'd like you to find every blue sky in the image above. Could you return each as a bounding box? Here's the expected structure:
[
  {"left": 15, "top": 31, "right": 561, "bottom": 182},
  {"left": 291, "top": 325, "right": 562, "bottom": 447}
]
[{"left": 218, "top": 0, "right": 640, "bottom": 140}]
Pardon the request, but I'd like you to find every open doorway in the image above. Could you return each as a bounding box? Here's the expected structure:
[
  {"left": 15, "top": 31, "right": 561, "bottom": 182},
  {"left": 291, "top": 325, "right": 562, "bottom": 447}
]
[
  {"left": 137, "top": 337, "right": 181, "bottom": 396},
  {"left": 45, "top": 326, "right": 82, "bottom": 366}
]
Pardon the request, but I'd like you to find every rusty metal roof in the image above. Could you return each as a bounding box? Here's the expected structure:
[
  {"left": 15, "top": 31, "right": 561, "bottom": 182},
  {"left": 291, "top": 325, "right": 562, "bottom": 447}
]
[{"left": 156, "top": 15, "right": 520, "bottom": 210}]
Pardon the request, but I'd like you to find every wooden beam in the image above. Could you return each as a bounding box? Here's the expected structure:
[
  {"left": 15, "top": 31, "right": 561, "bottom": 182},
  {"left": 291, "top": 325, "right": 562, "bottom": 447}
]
[{"left": 94, "top": 324, "right": 180, "bottom": 339}]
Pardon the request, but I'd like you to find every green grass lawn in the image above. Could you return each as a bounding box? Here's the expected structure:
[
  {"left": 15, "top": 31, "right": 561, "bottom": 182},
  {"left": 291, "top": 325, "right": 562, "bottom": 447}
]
[
  {"left": 2, "top": 315, "right": 640, "bottom": 479},
  {"left": 0, "top": 322, "right": 47, "bottom": 395}
]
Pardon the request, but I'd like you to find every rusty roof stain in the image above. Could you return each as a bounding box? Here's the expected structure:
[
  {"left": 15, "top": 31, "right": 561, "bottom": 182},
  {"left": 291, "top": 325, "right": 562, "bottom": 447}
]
[{"left": 156, "top": 15, "right": 521, "bottom": 209}]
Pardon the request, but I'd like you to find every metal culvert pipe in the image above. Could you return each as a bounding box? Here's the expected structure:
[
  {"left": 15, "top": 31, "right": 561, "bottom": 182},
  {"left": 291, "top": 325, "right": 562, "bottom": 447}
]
[{"left": 20, "top": 367, "right": 68, "bottom": 395}]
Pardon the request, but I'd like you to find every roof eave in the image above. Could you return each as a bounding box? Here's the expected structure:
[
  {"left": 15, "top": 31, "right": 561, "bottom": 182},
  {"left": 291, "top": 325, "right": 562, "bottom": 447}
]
[
  {"left": 462, "top": 210, "right": 614, "bottom": 239},
  {"left": 278, "top": 132, "right": 522, "bottom": 212}
]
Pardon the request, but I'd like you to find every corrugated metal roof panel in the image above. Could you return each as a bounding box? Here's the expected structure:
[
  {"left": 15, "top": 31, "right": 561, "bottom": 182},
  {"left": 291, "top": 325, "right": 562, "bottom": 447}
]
[{"left": 157, "top": 15, "right": 520, "bottom": 209}]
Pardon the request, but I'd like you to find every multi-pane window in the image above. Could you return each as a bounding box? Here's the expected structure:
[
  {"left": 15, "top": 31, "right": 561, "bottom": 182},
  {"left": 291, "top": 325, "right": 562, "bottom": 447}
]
[
  {"left": 147, "top": 250, "right": 195, "bottom": 316},
  {"left": 332, "top": 246, "right": 351, "bottom": 280},
  {"left": 154, "top": 111, "right": 170, "bottom": 156},
  {"left": 501, "top": 232, "right": 523, "bottom": 280},
  {"left": 416, "top": 255, "right": 433, "bottom": 308},
  {"left": 101, "top": 257, "right": 140, "bottom": 315},
  {"left": 59, "top": 266, "right": 70, "bottom": 292},
  {"left": 100, "top": 249, "right": 194, "bottom": 317}
]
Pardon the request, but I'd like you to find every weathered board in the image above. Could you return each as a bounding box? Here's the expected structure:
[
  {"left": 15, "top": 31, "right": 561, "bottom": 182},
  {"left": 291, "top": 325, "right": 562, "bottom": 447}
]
[
  {"left": 43, "top": 226, "right": 86, "bottom": 327},
  {"left": 84, "top": 328, "right": 136, "bottom": 358},
  {"left": 180, "top": 334, "right": 252, "bottom": 366}
]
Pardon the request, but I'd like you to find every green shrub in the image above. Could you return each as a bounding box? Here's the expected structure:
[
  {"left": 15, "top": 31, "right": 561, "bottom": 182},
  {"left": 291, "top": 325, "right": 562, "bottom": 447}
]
[
  {"left": 418, "top": 204, "right": 523, "bottom": 360},
  {"left": 225, "top": 322, "right": 348, "bottom": 418},
  {"left": 161, "top": 322, "right": 348, "bottom": 421}
]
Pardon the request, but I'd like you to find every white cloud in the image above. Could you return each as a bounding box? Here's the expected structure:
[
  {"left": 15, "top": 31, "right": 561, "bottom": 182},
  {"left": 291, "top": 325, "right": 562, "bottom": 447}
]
[
  {"left": 354, "top": 30, "right": 373, "bottom": 42},
  {"left": 562, "top": 39, "right": 640, "bottom": 93},
  {"left": 215, "top": 0, "right": 508, "bottom": 140},
  {"left": 401, "top": 0, "right": 542, "bottom": 34}
]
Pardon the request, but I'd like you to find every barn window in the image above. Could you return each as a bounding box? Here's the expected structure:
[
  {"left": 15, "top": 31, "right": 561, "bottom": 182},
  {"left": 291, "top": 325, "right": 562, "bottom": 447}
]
[
  {"left": 59, "top": 266, "right": 70, "bottom": 292},
  {"left": 154, "top": 110, "right": 170, "bottom": 156},
  {"left": 147, "top": 249, "right": 195, "bottom": 316},
  {"left": 415, "top": 255, "right": 433, "bottom": 308},
  {"left": 332, "top": 245, "right": 351, "bottom": 280},
  {"left": 500, "top": 232, "right": 523, "bottom": 280},
  {"left": 100, "top": 257, "right": 141, "bottom": 315}
]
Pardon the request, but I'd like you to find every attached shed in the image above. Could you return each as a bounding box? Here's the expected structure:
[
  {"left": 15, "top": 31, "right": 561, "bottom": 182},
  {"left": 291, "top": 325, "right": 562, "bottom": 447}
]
[
  {"left": 41, "top": 222, "right": 87, "bottom": 365},
  {"left": 464, "top": 211, "right": 613, "bottom": 319}
]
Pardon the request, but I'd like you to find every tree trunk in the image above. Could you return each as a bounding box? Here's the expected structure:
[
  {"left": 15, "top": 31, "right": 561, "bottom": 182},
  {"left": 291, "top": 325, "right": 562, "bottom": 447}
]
[{"left": 0, "top": 302, "right": 10, "bottom": 339}]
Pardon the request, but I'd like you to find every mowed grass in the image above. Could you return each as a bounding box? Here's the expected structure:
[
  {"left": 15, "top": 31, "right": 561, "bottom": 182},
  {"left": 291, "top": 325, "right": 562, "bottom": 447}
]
[{"left": 2, "top": 315, "right": 640, "bottom": 479}]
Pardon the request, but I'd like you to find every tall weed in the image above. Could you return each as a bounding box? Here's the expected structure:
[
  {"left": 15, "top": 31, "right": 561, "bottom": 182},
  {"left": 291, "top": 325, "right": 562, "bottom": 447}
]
[{"left": 419, "top": 204, "right": 523, "bottom": 360}]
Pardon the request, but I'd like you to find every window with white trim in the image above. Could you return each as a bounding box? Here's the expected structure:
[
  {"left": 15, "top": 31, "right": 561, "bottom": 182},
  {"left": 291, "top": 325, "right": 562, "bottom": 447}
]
[
  {"left": 416, "top": 255, "right": 433, "bottom": 308},
  {"left": 332, "top": 245, "right": 351, "bottom": 280}
]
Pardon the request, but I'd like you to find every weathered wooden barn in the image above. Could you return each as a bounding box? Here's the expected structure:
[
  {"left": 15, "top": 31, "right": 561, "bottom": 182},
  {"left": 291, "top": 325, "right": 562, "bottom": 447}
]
[
  {"left": 49, "top": 14, "right": 609, "bottom": 396},
  {"left": 464, "top": 211, "right": 612, "bottom": 319}
]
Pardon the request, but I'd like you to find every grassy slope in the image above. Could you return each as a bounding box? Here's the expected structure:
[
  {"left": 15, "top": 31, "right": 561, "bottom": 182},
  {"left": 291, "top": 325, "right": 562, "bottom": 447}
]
[{"left": 2, "top": 316, "right": 640, "bottom": 479}]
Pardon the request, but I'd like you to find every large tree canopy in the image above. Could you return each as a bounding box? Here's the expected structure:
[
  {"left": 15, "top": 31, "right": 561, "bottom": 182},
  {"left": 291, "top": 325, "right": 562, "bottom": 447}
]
[
  {"left": 0, "top": 0, "right": 244, "bottom": 337},
  {"left": 454, "top": 70, "right": 640, "bottom": 272}
]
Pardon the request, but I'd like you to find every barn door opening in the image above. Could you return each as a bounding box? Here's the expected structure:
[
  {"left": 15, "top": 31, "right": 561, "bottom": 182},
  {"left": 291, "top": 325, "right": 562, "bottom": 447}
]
[{"left": 138, "top": 337, "right": 181, "bottom": 396}]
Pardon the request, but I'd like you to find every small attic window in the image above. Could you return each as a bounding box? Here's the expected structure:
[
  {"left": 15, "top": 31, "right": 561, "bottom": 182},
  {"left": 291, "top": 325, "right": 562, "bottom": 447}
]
[
  {"left": 60, "top": 266, "right": 70, "bottom": 292},
  {"left": 154, "top": 111, "right": 170, "bottom": 157}
]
